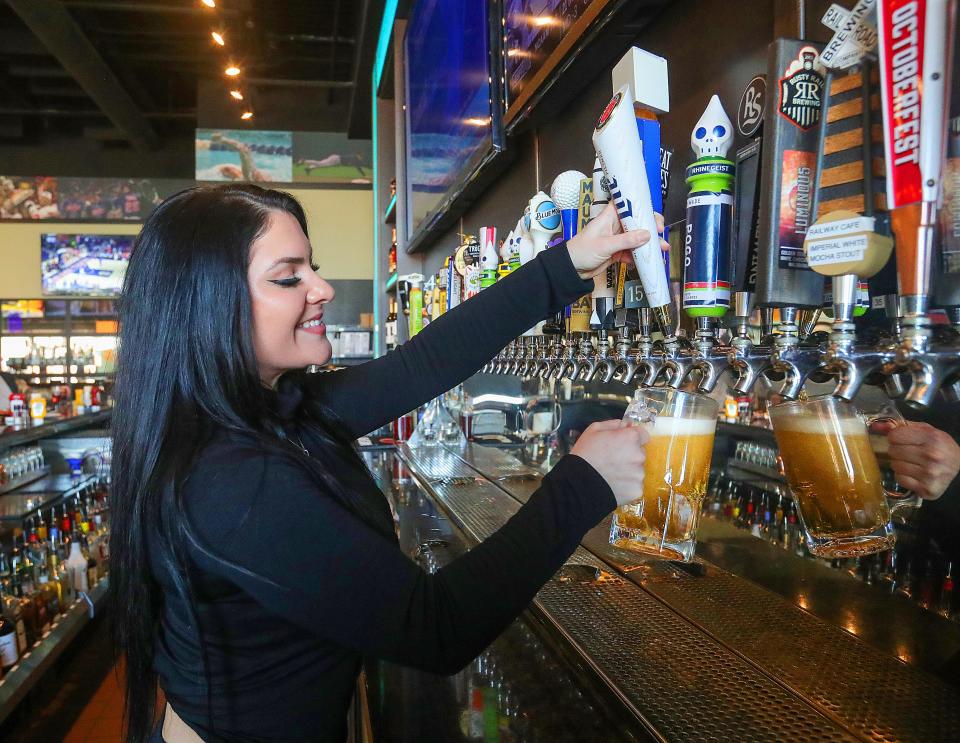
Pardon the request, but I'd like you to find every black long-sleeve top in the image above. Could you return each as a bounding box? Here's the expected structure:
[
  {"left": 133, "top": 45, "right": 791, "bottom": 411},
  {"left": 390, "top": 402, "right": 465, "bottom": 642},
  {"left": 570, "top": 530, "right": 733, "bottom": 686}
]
[{"left": 152, "top": 244, "right": 617, "bottom": 742}]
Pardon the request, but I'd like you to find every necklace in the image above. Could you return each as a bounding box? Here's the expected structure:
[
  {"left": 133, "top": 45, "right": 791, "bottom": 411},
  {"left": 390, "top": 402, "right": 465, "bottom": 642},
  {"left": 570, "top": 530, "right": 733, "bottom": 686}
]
[{"left": 289, "top": 432, "right": 309, "bottom": 457}]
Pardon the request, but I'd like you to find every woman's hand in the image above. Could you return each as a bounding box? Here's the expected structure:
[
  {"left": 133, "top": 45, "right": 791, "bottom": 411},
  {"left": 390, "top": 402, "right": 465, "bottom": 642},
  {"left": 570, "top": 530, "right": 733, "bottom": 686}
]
[
  {"left": 570, "top": 419, "right": 649, "bottom": 507},
  {"left": 883, "top": 422, "right": 960, "bottom": 500},
  {"left": 565, "top": 202, "right": 670, "bottom": 280}
]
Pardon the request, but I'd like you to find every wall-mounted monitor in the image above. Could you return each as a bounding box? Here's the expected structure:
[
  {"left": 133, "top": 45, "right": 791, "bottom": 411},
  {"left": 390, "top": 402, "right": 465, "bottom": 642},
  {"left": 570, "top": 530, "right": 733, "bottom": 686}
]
[
  {"left": 404, "top": 0, "right": 505, "bottom": 253},
  {"left": 503, "top": 0, "right": 615, "bottom": 128},
  {"left": 41, "top": 233, "right": 134, "bottom": 296}
]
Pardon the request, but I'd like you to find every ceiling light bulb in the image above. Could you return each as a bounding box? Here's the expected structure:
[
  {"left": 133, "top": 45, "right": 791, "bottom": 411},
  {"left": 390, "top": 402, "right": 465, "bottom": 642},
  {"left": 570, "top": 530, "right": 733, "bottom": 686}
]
[
  {"left": 225, "top": 65, "right": 241, "bottom": 77},
  {"left": 211, "top": 31, "right": 225, "bottom": 46},
  {"left": 201, "top": 0, "right": 216, "bottom": 8},
  {"left": 240, "top": 111, "right": 253, "bottom": 120},
  {"left": 229, "top": 90, "right": 244, "bottom": 100}
]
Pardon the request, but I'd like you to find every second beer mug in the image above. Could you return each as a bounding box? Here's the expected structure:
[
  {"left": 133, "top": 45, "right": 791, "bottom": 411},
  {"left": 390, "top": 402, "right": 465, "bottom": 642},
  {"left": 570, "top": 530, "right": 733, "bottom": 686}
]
[
  {"left": 769, "top": 396, "right": 919, "bottom": 559},
  {"left": 609, "top": 388, "right": 718, "bottom": 562}
]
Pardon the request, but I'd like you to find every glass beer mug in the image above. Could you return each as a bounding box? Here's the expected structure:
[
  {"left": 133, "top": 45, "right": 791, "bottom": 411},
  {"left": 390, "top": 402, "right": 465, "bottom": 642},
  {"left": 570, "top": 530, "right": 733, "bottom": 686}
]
[
  {"left": 769, "top": 395, "right": 920, "bottom": 558},
  {"left": 609, "top": 388, "right": 719, "bottom": 561}
]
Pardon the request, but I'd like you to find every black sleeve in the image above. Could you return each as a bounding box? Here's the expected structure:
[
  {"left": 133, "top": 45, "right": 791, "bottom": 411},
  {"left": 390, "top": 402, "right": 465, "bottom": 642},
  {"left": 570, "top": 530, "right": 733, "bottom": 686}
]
[
  {"left": 185, "top": 447, "right": 615, "bottom": 674},
  {"left": 304, "top": 243, "right": 593, "bottom": 438}
]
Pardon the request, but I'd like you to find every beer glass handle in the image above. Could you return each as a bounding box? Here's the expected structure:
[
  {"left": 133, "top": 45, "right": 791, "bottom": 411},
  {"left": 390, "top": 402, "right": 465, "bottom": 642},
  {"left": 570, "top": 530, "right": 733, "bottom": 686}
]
[
  {"left": 866, "top": 413, "right": 922, "bottom": 514},
  {"left": 884, "top": 487, "right": 922, "bottom": 513}
]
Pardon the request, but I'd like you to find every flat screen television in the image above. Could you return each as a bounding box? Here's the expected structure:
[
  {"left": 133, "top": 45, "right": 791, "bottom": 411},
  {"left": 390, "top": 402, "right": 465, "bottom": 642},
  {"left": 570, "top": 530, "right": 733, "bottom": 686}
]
[
  {"left": 404, "top": 0, "right": 505, "bottom": 252},
  {"left": 503, "top": 0, "right": 615, "bottom": 127},
  {"left": 41, "top": 233, "right": 134, "bottom": 296}
]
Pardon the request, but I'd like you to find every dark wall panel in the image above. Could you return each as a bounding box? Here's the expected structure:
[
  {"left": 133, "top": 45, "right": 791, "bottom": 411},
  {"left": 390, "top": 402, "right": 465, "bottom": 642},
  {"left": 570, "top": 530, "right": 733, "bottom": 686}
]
[
  {"left": 410, "top": 0, "right": 815, "bottom": 267},
  {"left": 326, "top": 279, "right": 374, "bottom": 327}
]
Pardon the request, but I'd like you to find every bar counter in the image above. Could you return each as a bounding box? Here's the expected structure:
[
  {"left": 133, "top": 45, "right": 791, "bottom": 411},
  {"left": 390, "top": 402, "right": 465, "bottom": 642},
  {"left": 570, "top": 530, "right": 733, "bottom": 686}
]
[{"left": 360, "top": 443, "right": 960, "bottom": 742}]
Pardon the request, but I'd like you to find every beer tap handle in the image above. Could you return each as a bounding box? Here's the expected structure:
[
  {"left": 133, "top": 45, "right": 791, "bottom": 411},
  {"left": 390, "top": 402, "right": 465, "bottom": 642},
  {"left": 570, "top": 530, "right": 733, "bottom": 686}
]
[{"left": 593, "top": 85, "right": 674, "bottom": 339}]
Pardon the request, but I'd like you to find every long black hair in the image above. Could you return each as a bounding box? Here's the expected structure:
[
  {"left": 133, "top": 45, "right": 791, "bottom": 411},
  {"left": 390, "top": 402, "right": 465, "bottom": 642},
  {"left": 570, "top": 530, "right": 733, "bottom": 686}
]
[{"left": 109, "top": 184, "right": 388, "bottom": 742}]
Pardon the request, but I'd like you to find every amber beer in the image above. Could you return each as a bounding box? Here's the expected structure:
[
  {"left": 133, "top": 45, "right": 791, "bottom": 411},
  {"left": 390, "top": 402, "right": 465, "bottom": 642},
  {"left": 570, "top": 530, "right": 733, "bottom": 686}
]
[
  {"left": 769, "top": 396, "right": 916, "bottom": 558},
  {"left": 609, "top": 389, "right": 718, "bottom": 562}
]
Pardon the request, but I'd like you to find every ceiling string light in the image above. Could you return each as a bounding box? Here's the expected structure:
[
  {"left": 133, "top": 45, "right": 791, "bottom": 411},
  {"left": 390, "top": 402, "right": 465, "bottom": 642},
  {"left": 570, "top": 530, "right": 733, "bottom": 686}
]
[{"left": 200, "top": 1, "right": 252, "bottom": 121}]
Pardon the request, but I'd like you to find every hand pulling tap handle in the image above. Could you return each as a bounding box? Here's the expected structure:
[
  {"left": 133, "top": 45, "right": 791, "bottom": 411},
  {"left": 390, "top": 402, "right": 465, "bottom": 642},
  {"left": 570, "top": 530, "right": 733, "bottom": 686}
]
[{"left": 593, "top": 84, "right": 675, "bottom": 340}]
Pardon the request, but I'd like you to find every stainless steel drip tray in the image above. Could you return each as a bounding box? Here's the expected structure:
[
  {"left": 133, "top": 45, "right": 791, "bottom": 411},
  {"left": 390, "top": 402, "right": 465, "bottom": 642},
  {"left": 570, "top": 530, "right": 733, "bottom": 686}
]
[
  {"left": 440, "top": 443, "right": 960, "bottom": 743},
  {"left": 399, "top": 443, "right": 858, "bottom": 743}
]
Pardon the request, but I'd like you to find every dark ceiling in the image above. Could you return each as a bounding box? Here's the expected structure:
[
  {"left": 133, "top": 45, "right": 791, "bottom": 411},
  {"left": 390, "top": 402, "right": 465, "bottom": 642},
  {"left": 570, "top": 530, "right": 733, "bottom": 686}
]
[{"left": 0, "top": 0, "right": 369, "bottom": 150}]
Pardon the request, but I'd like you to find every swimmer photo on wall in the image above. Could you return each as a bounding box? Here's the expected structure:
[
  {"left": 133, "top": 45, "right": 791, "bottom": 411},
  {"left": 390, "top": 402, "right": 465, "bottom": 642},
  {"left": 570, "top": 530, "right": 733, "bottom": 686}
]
[{"left": 195, "top": 128, "right": 293, "bottom": 183}]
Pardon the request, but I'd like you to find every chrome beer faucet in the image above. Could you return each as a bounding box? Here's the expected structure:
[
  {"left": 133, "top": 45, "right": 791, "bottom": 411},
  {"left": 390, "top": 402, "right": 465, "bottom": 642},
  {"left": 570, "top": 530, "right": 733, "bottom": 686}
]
[
  {"left": 660, "top": 334, "right": 696, "bottom": 390},
  {"left": 630, "top": 308, "right": 668, "bottom": 387},
  {"left": 685, "top": 317, "right": 736, "bottom": 393},
  {"left": 817, "top": 275, "right": 897, "bottom": 402},
  {"left": 585, "top": 330, "right": 618, "bottom": 383},
  {"left": 555, "top": 334, "right": 584, "bottom": 381},
  {"left": 726, "top": 291, "right": 770, "bottom": 395},
  {"left": 766, "top": 307, "right": 823, "bottom": 400}
]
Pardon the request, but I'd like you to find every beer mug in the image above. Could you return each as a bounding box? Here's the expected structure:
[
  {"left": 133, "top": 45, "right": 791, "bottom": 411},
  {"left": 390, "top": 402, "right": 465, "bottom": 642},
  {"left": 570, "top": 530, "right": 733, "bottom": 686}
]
[
  {"left": 609, "top": 388, "right": 719, "bottom": 561},
  {"left": 769, "top": 395, "right": 919, "bottom": 559}
]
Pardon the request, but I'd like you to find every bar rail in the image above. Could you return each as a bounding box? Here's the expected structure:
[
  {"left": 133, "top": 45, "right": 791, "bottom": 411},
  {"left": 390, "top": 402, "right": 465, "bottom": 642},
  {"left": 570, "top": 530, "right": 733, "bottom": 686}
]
[{"left": 397, "top": 442, "right": 960, "bottom": 743}]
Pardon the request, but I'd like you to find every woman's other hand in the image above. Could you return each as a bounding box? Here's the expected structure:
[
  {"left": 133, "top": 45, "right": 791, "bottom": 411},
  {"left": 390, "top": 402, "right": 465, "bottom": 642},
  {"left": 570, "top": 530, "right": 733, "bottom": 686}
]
[
  {"left": 883, "top": 421, "right": 960, "bottom": 500},
  {"left": 565, "top": 202, "right": 670, "bottom": 280},
  {"left": 570, "top": 419, "right": 649, "bottom": 507}
]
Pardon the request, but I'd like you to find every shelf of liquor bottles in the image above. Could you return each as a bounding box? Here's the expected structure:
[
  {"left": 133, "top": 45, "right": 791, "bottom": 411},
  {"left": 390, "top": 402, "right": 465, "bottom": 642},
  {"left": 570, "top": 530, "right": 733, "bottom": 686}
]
[
  {"left": 0, "top": 471, "right": 111, "bottom": 711},
  {"left": 0, "top": 466, "right": 52, "bottom": 499},
  {"left": 0, "top": 299, "right": 118, "bottom": 390},
  {"left": 0, "top": 411, "right": 111, "bottom": 452},
  {"left": 0, "top": 580, "right": 109, "bottom": 726}
]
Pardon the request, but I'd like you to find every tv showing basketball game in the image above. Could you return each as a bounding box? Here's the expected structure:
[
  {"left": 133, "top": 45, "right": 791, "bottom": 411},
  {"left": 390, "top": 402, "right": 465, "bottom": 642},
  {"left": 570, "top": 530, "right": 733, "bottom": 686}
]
[{"left": 41, "top": 233, "right": 135, "bottom": 296}]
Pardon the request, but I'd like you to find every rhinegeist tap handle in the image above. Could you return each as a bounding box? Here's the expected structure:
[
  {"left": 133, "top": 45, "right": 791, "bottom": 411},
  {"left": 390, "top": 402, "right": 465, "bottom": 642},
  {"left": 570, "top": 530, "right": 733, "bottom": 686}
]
[{"left": 683, "top": 95, "right": 735, "bottom": 319}]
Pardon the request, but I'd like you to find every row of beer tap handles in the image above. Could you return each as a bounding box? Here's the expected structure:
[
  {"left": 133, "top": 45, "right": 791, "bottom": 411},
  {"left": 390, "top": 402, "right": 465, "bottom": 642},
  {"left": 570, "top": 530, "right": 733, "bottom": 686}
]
[{"left": 483, "top": 3, "right": 959, "bottom": 410}]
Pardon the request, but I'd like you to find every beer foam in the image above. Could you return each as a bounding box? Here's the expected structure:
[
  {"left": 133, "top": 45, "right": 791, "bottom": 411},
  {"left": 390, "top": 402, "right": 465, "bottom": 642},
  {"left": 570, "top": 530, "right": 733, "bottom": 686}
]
[
  {"left": 648, "top": 416, "right": 716, "bottom": 437},
  {"left": 772, "top": 415, "right": 868, "bottom": 437}
]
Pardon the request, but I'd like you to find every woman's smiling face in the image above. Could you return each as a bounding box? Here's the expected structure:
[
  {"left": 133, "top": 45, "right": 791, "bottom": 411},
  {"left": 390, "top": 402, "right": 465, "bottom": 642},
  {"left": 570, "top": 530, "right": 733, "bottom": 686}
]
[{"left": 247, "top": 210, "right": 335, "bottom": 387}]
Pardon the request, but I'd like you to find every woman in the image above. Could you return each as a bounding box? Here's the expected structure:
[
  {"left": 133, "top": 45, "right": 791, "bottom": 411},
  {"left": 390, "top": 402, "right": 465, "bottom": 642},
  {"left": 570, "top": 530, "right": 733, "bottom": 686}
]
[{"left": 110, "top": 184, "right": 657, "bottom": 742}]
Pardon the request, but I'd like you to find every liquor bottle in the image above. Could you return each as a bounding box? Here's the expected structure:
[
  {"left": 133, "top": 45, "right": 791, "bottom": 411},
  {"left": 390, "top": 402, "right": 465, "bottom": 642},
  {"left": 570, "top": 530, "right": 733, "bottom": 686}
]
[
  {"left": 940, "top": 563, "right": 956, "bottom": 619},
  {"left": 36, "top": 510, "right": 48, "bottom": 541},
  {"left": 0, "top": 578, "right": 28, "bottom": 658},
  {"left": 57, "top": 558, "right": 76, "bottom": 608},
  {"left": 59, "top": 504, "right": 72, "bottom": 536},
  {"left": 917, "top": 558, "right": 938, "bottom": 610},
  {"left": 13, "top": 575, "right": 38, "bottom": 649},
  {"left": 389, "top": 228, "right": 398, "bottom": 275},
  {"left": 31, "top": 575, "right": 50, "bottom": 636},
  {"left": 66, "top": 540, "right": 89, "bottom": 595},
  {"left": 48, "top": 507, "right": 60, "bottom": 546},
  {"left": 37, "top": 566, "right": 60, "bottom": 618},
  {"left": 385, "top": 299, "right": 398, "bottom": 350},
  {"left": 10, "top": 530, "right": 23, "bottom": 575},
  {"left": 0, "top": 613, "right": 18, "bottom": 675},
  {"left": 772, "top": 494, "right": 786, "bottom": 546}
]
